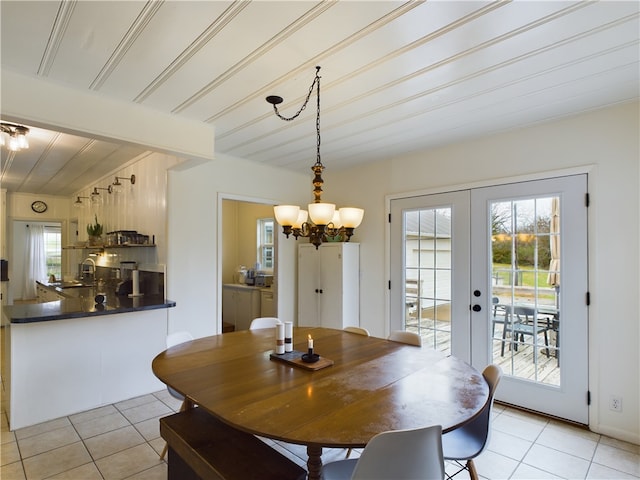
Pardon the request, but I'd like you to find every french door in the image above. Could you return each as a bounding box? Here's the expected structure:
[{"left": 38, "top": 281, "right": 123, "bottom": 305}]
[{"left": 390, "top": 175, "right": 588, "bottom": 423}]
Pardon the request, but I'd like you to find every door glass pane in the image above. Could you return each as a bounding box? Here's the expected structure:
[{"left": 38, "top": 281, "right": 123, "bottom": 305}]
[
  {"left": 403, "top": 207, "right": 452, "bottom": 354},
  {"left": 490, "top": 196, "right": 560, "bottom": 386}
]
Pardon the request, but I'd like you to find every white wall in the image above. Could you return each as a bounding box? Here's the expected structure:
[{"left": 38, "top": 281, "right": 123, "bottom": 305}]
[
  {"left": 71, "top": 151, "right": 183, "bottom": 269},
  {"left": 328, "top": 101, "right": 640, "bottom": 444},
  {"left": 167, "top": 152, "right": 309, "bottom": 340}
]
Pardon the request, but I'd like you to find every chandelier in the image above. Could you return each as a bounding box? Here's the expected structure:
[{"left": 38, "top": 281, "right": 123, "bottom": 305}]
[
  {"left": 0, "top": 122, "right": 30, "bottom": 152},
  {"left": 266, "top": 66, "right": 363, "bottom": 249}
]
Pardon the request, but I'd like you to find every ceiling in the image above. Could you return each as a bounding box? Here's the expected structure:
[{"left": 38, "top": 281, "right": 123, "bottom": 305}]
[{"left": 1, "top": 1, "right": 638, "bottom": 196}]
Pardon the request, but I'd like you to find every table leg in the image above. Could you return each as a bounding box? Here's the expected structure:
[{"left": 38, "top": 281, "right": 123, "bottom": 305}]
[{"left": 306, "top": 445, "right": 323, "bottom": 480}]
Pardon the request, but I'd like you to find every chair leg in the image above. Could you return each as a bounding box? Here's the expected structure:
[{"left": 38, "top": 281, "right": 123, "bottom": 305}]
[
  {"left": 160, "top": 442, "right": 169, "bottom": 461},
  {"left": 543, "top": 330, "right": 549, "bottom": 357},
  {"left": 160, "top": 398, "right": 191, "bottom": 459},
  {"left": 345, "top": 448, "right": 352, "bottom": 458},
  {"left": 500, "top": 323, "right": 508, "bottom": 356},
  {"left": 467, "top": 459, "right": 479, "bottom": 480}
]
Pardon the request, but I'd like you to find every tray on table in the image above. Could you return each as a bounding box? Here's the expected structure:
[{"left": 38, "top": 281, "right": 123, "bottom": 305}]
[{"left": 269, "top": 350, "right": 334, "bottom": 370}]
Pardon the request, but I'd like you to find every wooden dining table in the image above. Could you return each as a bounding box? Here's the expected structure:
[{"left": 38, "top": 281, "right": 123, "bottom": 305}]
[{"left": 152, "top": 327, "right": 489, "bottom": 480}]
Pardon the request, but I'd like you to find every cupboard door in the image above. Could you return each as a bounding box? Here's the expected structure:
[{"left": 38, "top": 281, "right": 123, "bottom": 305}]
[
  {"left": 297, "top": 243, "right": 359, "bottom": 328},
  {"left": 298, "top": 245, "right": 320, "bottom": 326},
  {"left": 318, "top": 245, "right": 344, "bottom": 329}
]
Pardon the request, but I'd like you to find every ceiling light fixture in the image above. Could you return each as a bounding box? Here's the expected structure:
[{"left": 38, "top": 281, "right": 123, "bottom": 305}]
[
  {"left": 73, "top": 196, "right": 91, "bottom": 208},
  {"left": 0, "top": 122, "right": 30, "bottom": 152},
  {"left": 91, "top": 185, "right": 112, "bottom": 204},
  {"left": 112, "top": 174, "right": 136, "bottom": 193},
  {"left": 266, "top": 66, "right": 364, "bottom": 249}
]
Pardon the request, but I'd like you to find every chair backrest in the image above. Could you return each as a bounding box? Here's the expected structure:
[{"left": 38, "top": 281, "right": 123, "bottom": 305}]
[
  {"left": 166, "top": 331, "right": 194, "bottom": 348},
  {"left": 249, "top": 317, "right": 282, "bottom": 329},
  {"left": 388, "top": 330, "right": 422, "bottom": 346},
  {"left": 511, "top": 306, "right": 538, "bottom": 326},
  {"left": 350, "top": 425, "right": 444, "bottom": 480},
  {"left": 343, "top": 326, "right": 370, "bottom": 336},
  {"left": 461, "top": 364, "right": 502, "bottom": 455}
]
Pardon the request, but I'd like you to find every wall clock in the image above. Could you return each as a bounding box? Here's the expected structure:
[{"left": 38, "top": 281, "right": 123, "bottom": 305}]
[{"left": 31, "top": 200, "right": 48, "bottom": 213}]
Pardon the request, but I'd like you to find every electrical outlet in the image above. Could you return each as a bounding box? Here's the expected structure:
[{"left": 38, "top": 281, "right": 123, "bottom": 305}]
[{"left": 610, "top": 395, "right": 622, "bottom": 412}]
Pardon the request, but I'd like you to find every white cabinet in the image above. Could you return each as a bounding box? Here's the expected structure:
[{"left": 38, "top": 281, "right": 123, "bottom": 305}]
[
  {"left": 298, "top": 243, "right": 359, "bottom": 329},
  {"left": 222, "top": 285, "right": 261, "bottom": 331},
  {"left": 260, "top": 288, "right": 275, "bottom": 317}
]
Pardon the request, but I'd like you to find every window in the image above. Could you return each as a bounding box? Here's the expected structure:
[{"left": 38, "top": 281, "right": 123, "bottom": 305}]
[
  {"left": 257, "top": 218, "right": 274, "bottom": 271},
  {"left": 44, "top": 225, "right": 62, "bottom": 280}
]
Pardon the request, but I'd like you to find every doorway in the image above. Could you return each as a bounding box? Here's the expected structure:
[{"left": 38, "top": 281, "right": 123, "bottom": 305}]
[
  {"left": 220, "top": 198, "right": 277, "bottom": 332},
  {"left": 390, "top": 174, "right": 588, "bottom": 423}
]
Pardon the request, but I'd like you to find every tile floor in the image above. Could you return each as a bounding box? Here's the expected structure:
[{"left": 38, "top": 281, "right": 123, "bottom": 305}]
[{"left": 1, "top": 389, "right": 638, "bottom": 480}]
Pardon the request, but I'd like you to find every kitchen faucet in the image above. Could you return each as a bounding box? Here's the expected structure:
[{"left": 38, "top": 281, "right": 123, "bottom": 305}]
[{"left": 81, "top": 257, "right": 96, "bottom": 283}]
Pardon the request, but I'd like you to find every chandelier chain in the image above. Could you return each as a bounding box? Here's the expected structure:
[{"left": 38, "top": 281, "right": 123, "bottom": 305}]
[{"left": 270, "top": 66, "right": 321, "bottom": 124}]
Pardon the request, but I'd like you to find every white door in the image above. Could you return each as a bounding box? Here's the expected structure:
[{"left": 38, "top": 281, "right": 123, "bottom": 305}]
[
  {"left": 390, "top": 175, "right": 589, "bottom": 423},
  {"left": 390, "top": 191, "right": 471, "bottom": 360}
]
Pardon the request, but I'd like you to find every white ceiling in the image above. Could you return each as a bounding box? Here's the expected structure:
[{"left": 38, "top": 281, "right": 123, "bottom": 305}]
[{"left": 1, "top": 1, "right": 638, "bottom": 196}]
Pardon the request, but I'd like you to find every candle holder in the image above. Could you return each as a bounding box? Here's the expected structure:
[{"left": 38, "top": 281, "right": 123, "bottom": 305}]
[{"left": 301, "top": 350, "right": 320, "bottom": 363}]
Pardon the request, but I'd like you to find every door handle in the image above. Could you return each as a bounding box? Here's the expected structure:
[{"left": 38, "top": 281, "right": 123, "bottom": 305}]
[{"left": 472, "top": 304, "right": 482, "bottom": 312}]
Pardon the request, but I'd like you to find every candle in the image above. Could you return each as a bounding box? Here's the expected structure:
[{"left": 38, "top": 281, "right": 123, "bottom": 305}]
[{"left": 307, "top": 334, "right": 314, "bottom": 357}]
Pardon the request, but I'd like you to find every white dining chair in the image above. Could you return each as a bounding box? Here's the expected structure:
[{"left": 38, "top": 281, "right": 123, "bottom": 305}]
[
  {"left": 343, "top": 326, "right": 370, "bottom": 336},
  {"left": 388, "top": 330, "right": 422, "bottom": 346},
  {"left": 160, "top": 330, "right": 194, "bottom": 460},
  {"left": 249, "top": 317, "right": 282, "bottom": 329},
  {"left": 321, "top": 424, "right": 444, "bottom": 480}
]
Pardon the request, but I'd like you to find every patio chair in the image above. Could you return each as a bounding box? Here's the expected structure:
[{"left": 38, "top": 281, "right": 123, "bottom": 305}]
[{"left": 499, "top": 305, "right": 551, "bottom": 359}]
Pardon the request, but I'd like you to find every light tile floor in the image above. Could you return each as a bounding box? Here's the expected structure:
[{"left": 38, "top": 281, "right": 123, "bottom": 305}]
[{"left": 1, "top": 389, "right": 638, "bottom": 480}]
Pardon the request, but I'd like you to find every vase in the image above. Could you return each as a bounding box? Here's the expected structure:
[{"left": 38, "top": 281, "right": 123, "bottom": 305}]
[{"left": 88, "top": 235, "right": 102, "bottom": 246}]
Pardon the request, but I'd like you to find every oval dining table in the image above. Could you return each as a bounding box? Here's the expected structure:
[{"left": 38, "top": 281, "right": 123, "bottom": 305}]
[{"left": 152, "top": 326, "right": 489, "bottom": 480}]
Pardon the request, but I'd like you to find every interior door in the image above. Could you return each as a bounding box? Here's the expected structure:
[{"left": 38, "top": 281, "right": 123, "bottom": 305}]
[{"left": 390, "top": 174, "right": 588, "bottom": 423}]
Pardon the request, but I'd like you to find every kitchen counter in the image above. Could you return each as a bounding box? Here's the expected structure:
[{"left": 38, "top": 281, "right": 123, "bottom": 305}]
[
  {"left": 6, "top": 292, "right": 175, "bottom": 324},
  {"left": 3, "top": 283, "right": 175, "bottom": 430}
]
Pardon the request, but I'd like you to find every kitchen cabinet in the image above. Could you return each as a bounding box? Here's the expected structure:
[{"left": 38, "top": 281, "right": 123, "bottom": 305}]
[
  {"left": 298, "top": 243, "right": 359, "bottom": 329},
  {"left": 260, "top": 288, "right": 275, "bottom": 317},
  {"left": 222, "top": 284, "right": 261, "bottom": 331}
]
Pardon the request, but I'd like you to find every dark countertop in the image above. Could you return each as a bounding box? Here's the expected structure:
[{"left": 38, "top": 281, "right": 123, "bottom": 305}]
[{"left": 6, "top": 285, "right": 175, "bottom": 324}]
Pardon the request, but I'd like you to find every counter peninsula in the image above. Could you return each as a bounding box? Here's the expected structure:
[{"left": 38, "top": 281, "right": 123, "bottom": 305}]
[{"left": 2, "top": 286, "right": 175, "bottom": 430}]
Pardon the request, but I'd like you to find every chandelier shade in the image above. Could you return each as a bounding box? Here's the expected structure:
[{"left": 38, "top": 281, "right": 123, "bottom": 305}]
[
  {"left": 293, "top": 210, "right": 308, "bottom": 229},
  {"left": 308, "top": 202, "right": 335, "bottom": 226},
  {"left": 339, "top": 208, "right": 364, "bottom": 228},
  {"left": 274, "top": 205, "right": 300, "bottom": 227},
  {"left": 267, "top": 66, "right": 364, "bottom": 248}
]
